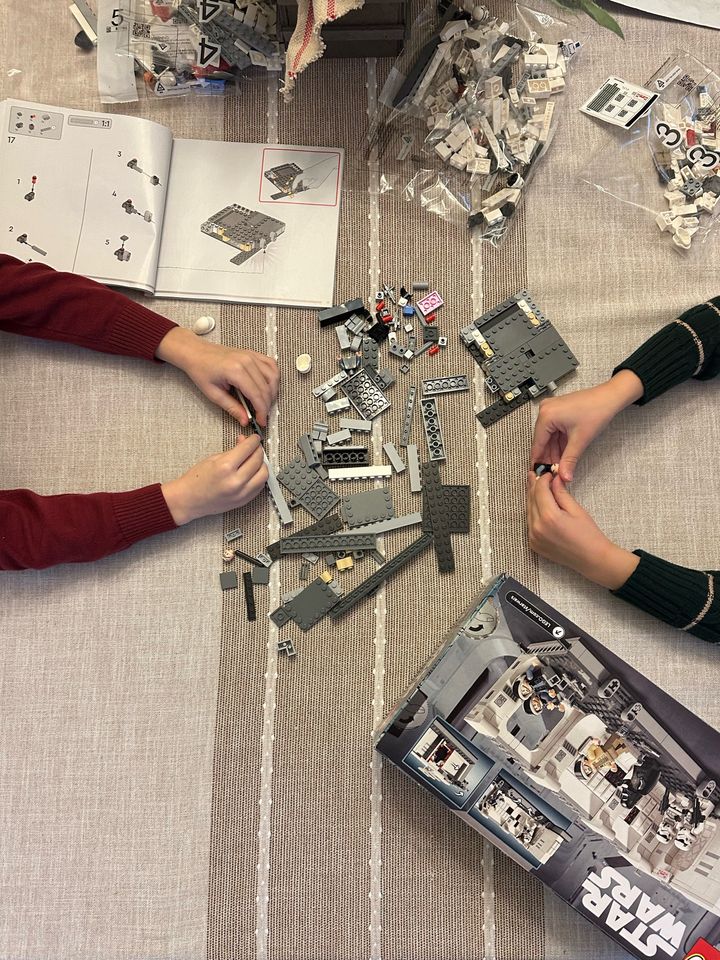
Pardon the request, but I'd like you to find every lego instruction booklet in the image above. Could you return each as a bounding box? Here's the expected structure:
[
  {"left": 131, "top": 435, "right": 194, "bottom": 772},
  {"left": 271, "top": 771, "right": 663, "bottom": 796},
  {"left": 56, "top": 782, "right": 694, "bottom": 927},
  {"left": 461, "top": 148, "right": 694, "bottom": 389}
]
[
  {"left": 377, "top": 575, "right": 720, "bottom": 960},
  {"left": 0, "top": 100, "right": 344, "bottom": 307}
]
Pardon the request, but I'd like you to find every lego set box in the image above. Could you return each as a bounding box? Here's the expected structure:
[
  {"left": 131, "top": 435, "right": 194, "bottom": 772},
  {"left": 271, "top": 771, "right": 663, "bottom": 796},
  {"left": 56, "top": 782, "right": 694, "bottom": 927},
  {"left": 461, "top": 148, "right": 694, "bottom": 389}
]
[{"left": 376, "top": 575, "right": 720, "bottom": 960}]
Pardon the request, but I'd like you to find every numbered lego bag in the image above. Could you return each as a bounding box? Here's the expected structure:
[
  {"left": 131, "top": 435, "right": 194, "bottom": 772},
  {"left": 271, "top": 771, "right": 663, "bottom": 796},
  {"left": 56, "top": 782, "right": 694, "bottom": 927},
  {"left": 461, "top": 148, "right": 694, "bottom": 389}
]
[
  {"left": 581, "top": 52, "right": 720, "bottom": 253},
  {"left": 370, "top": 1, "right": 583, "bottom": 244},
  {"left": 97, "top": 0, "right": 283, "bottom": 103}
]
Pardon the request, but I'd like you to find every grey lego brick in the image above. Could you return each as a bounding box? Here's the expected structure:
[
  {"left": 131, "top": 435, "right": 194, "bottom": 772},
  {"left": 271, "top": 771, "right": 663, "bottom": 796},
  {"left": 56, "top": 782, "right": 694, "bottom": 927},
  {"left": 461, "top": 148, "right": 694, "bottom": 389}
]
[
  {"left": 407, "top": 444, "right": 422, "bottom": 493},
  {"left": 422, "top": 325, "right": 440, "bottom": 344},
  {"left": 336, "top": 325, "right": 352, "bottom": 351},
  {"left": 279, "top": 532, "right": 378, "bottom": 555},
  {"left": 225, "top": 528, "right": 243, "bottom": 543},
  {"left": 422, "top": 375, "right": 470, "bottom": 397},
  {"left": 326, "top": 428, "right": 352, "bottom": 445},
  {"left": 251, "top": 564, "right": 271, "bottom": 586},
  {"left": 341, "top": 488, "right": 395, "bottom": 528},
  {"left": 328, "top": 533, "right": 434, "bottom": 620},
  {"left": 328, "top": 465, "right": 393, "bottom": 481},
  {"left": 302, "top": 553, "right": 319, "bottom": 564},
  {"left": 298, "top": 433, "right": 319, "bottom": 467},
  {"left": 219, "top": 571, "right": 238, "bottom": 591},
  {"left": 266, "top": 513, "right": 342, "bottom": 561},
  {"left": 242, "top": 572, "right": 256, "bottom": 621},
  {"left": 477, "top": 387, "right": 532, "bottom": 428},
  {"left": 325, "top": 397, "right": 351, "bottom": 414},
  {"left": 339, "top": 417, "right": 372, "bottom": 433},
  {"left": 348, "top": 512, "right": 423, "bottom": 535},
  {"left": 283, "top": 576, "right": 344, "bottom": 631},
  {"left": 318, "top": 297, "right": 366, "bottom": 328},
  {"left": 383, "top": 442, "right": 406, "bottom": 474},
  {"left": 420, "top": 397, "right": 446, "bottom": 462},
  {"left": 399, "top": 385, "right": 417, "bottom": 447},
  {"left": 277, "top": 637, "right": 296, "bottom": 658},
  {"left": 312, "top": 372, "right": 347, "bottom": 398},
  {"left": 341, "top": 367, "right": 391, "bottom": 420},
  {"left": 421, "top": 462, "right": 454, "bottom": 574},
  {"left": 277, "top": 457, "right": 340, "bottom": 519},
  {"left": 320, "top": 446, "right": 370, "bottom": 468}
]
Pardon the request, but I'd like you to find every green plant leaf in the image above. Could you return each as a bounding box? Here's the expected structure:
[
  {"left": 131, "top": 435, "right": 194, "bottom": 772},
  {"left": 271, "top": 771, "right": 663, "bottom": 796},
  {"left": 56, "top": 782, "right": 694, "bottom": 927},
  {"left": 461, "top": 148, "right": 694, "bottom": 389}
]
[{"left": 577, "top": 0, "right": 625, "bottom": 37}]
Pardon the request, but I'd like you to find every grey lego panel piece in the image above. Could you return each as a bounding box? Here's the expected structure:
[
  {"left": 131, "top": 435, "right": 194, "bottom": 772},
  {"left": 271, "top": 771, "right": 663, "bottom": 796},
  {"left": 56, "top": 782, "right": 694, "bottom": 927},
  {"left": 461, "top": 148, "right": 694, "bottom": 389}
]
[
  {"left": 277, "top": 457, "right": 339, "bottom": 519},
  {"left": 478, "top": 387, "right": 532, "bottom": 428},
  {"left": 360, "top": 337, "right": 379, "bottom": 369},
  {"left": 320, "top": 446, "right": 370, "bottom": 468},
  {"left": 283, "top": 576, "right": 343, "bottom": 631},
  {"left": 328, "top": 533, "right": 434, "bottom": 620},
  {"left": 341, "top": 488, "right": 395, "bottom": 528},
  {"left": 266, "top": 513, "right": 342, "bottom": 561},
  {"left": 340, "top": 367, "right": 391, "bottom": 420},
  {"left": 339, "top": 417, "right": 372, "bottom": 433},
  {"left": 487, "top": 325, "right": 578, "bottom": 394},
  {"left": 251, "top": 564, "right": 271, "bottom": 585},
  {"left": 420, "top": 397, "right": 446, "bottom": 462},
  {"left": 399, "top": 385, "right": 417, "bottom": 447},
  {"left": 279, "top": 532, "right": 377, "bottom": 555},
  {"left": 421, "top": 462, "right": 454, "bottom": 573},
  {"left": 219, "top": 571, "right": 238, "bottom": 591},
  {"left": 348, "top": 512, "right": 423, "bottom": 535},
  {"left": 383, "top": 442, "right": 406, "bottom": 474},
  {"left": 326, "top": 428, "right": 352, "bottom": 445},
  {"left": 264, "top": 452, "right": 293, "bottom": 525},
  {"left": 407, "top": 444, "right": 422, "bottom": 493},
  {"left": 328, "top": 465, "right": 393, "bottom": 481},
  {"left": 422, "top": 375, "right": 470, "bottom": 397}
]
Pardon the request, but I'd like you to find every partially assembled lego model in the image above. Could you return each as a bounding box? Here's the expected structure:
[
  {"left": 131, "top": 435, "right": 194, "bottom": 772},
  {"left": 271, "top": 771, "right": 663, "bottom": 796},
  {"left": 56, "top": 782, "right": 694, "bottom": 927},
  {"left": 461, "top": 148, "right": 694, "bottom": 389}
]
[
  {"left": 264, "top": 162, "right": 307, "bottom": 200},
  {"left": 200, "top": 203, "right": 285, "bottom": 266},
  {"left": 377, "top": 575, "right": 720, "bottom": 960},
  {"left": 460, "top": 291, "right": 578, "bottom": 427}
]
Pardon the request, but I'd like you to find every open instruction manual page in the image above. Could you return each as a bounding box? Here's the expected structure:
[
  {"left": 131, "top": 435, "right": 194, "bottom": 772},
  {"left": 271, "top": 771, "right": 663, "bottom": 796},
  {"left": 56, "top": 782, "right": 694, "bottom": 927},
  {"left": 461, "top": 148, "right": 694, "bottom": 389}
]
[{"left": 0, "top": 100, "right": 344, "bottom": 307}]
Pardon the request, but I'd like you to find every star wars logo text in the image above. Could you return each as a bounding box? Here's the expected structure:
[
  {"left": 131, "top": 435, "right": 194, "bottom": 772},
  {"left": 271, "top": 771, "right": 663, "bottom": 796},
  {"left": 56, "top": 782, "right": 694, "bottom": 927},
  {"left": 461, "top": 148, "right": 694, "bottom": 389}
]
[{"left": 581, "top": 866, "right": 685, "bottom": 957}]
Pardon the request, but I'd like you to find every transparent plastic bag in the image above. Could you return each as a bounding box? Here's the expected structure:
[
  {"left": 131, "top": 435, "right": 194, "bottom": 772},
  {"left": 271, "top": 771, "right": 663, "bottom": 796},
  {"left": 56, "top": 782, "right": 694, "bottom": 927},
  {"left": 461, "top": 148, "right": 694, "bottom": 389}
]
[
  {"left": 580, "top": 51, "right": 720, "bottom": 254},
  {"left": 98, "top": 0, "right": 283, "bottom": 103},
  {"left": 369, "top": 2, "right": 583, "bottom": 245}
]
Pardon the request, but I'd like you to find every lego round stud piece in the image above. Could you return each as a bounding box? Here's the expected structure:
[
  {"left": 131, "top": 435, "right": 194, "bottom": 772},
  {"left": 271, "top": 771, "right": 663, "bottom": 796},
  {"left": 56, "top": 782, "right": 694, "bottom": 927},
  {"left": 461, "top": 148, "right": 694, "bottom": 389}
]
[
  {"left": 192, "top": 315, "right": 216, "bottom": 335},
  {"left": 295, "top": 353, "right": 312, "bottom": 374},
  {"left": 222, "top": 548, "right": 235, "bottom": 562}
]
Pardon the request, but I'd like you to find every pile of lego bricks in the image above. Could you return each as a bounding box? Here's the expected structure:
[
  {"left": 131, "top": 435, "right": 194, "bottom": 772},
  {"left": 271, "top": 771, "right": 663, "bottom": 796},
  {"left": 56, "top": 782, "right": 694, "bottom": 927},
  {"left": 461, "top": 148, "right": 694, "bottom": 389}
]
[{"left": 218, "top": 283, "right": 577, "bottom": 653}]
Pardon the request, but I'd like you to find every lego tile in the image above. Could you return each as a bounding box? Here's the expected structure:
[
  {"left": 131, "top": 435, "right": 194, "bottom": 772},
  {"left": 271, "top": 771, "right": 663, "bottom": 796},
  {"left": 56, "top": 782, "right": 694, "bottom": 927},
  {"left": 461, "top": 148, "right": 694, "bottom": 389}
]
[
  {"left": 220, "top": 571, "right": 238, "bottom": 591},
  {"left": 328, "top": 465, "right": 393, "bottom": 481},
  {"left": 407, "top": 444, "right": 422, "bottom": 493},
  {"left": 383, "top": 442, "right": 406, "bottom": 474},
  {"left": 251, "top": 564, "right": 271, "bottom": 586}
]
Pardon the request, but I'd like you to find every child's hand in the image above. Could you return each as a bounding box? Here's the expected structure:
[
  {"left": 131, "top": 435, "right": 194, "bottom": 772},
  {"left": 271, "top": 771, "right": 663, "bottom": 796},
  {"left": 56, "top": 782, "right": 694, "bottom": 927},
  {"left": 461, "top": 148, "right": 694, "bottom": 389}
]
[
  {"left": 526, "top": 472, "right": 638, "bottom": 589},
  {"left": 161, "top": 434, "right": 267, "bottom": 525},
  {"left": 529, "top": 371, "right": 643, "bottom": 483},
  {"left": 156, "top": 327, "right": 279, "bottom": 426}
]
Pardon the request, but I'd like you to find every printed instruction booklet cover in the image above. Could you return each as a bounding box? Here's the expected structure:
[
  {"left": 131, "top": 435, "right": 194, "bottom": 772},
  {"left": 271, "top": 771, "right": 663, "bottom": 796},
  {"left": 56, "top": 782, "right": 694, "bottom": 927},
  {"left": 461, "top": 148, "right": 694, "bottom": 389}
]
[
  {"left": 377, "top": 575, "right": 720, "bottom": 960},
  {"left": 0, "top": 100, "right": 344, "bottom": 307}
]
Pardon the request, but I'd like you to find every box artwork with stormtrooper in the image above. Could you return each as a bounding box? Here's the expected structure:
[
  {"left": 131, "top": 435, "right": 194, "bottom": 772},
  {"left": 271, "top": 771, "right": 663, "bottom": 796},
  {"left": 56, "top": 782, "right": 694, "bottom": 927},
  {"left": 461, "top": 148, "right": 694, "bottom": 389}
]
[{"left": 376, "top": 575, "right": 720, "bottom": 960}]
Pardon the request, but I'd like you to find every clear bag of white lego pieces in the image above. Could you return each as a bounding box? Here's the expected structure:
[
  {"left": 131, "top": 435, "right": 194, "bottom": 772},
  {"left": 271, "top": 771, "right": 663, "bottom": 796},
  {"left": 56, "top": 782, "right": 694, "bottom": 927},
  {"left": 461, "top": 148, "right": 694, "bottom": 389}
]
[
  {"left": 97, "top": 0, "right": 283, "bottom": 103},
  {"left": 580, "top": 52, "right": 720, "bottom": 254}
]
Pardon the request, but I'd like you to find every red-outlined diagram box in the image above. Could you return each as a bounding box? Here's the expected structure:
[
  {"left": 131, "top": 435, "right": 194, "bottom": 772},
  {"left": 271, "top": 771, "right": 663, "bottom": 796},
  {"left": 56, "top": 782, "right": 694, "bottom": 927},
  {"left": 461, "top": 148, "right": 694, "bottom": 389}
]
[{"left": 259, "top": 147, "right": 341, "bottom": 207}]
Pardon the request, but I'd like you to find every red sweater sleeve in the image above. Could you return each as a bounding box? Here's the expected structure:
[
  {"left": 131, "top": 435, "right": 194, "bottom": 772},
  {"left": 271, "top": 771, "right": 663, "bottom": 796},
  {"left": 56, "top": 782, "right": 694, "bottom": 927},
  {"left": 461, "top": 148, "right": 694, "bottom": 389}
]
[
  {"left": 0, "top": 256, "right": 181, "bottom": 570},
  {"left": 0, "top": 486, "right": 177, "bottom": 570},
  {"left": 0, "top": 253, "right": 177, "bottom": 359}
]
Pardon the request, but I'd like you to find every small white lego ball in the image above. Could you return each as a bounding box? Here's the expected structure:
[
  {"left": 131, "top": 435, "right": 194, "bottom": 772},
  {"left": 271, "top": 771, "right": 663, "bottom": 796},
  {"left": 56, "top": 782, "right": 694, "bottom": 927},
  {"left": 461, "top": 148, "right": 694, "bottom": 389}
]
[
  {"left": 295, "top": 353, "right": 312, "bottom": 374},
  {"left": 192, "top": 315, "right": 216, "bottom": 335}
]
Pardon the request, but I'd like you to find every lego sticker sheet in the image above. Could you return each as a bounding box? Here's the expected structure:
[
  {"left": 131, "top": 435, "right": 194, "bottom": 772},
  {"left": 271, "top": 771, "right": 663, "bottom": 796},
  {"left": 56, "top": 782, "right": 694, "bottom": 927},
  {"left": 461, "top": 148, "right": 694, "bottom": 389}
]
[
  {"left": 155, "top": 138, "right": 344, "bottom": 307},
  {"left": 0, "top": 99, "right": 172, "bottom": 291}
]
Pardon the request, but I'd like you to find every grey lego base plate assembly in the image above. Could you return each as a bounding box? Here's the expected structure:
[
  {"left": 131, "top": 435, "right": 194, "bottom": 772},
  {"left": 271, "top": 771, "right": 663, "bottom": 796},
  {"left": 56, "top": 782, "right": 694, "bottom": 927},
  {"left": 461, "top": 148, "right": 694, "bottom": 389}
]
[{"left": 277, "top": 457, "right": 340, "bottom": 519}]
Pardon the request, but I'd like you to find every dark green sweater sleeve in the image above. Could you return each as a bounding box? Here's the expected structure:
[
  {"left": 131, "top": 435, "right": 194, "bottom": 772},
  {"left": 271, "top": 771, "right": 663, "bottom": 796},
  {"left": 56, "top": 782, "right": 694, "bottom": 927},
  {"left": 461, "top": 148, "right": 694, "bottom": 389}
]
[
  {"left": 613, "top": 297, "right": 720, "bottom": 403},
  {"left": 613, "top": 551, "right": 720, "bottom": 643}
]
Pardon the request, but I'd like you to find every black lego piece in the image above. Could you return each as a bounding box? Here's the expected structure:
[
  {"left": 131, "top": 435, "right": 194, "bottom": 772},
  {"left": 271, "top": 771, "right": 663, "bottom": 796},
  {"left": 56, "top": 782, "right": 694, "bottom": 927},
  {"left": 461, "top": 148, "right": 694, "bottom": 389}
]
[
  {"left": 443, "top": 485, "right": 471, "bottom": 534},
  {"left": 242, "top": 571, "right": 257, "bottom": 622},
  {"left": 328, "top": 533, "right": 434, "bottom": 620},
  {"left": 266, "top": 513, "right": 342, "bottom": 561},
  {"left": 321, "top": 446, "right": 370, "bottom": 467},
  {"left": 477, "top": 387, "right": 532, "bottom": 428},
  {"left": 234, "top": 548, "right": 261, "bottom": 566},
  {"left": 366, "top": 322, "right": 390, "bottom": 343},
  {"left": 421, "top": 462, "right": 455, "bottom": 573},
  {"left": 318, "top": 298, "right": 368, "bottom": 328}
]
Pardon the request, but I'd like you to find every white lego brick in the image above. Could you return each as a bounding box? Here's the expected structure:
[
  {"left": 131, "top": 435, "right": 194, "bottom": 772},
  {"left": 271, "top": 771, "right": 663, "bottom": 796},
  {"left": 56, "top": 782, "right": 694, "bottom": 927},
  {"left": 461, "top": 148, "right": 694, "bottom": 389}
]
[
  {"left": 664, "top": 189, "right": 685, "bottom": 205},
  {"left": 493, "top": 43, "right": 510, "bottom": 63},
  {"left": 485, "top": 77, "right": 503, "bottom": 100},
  {"left": 449, "top": 153, "right": 467, "bottom": 170},
  {"left": 538, "top": 42, "right": 558, "bottom": 67},
  {"left": 538, "top": 100, "right": 556, "bottom": 144},
  {"left": 670, "top": 203, "right": 698, "bottom": 217},
  {"left": 326, "top": 428, "right": 352, "bottom": 445},
  {"left": 656, "top": 211, "right": 674, "bottom": 232},
  {"left": 435, "top": 140, "right": 454, "bottom": 162},
  {"left": 549, "top": 77, "right": 565, "bottom": 93},
  {"left": 328, "top": 466, "right": 393, "bottom": 481},
  {"left": 467, "top": 157, "right": 492, "bottom": 176},
  {"left": 439, "top": 19, "right": 468, "bottom": 40},
  {"left": 524, "top": 53, "right": 549, "bottom": 67},
  {"left": 526, "top": 78, "right": 552, "bottom": 99}
]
